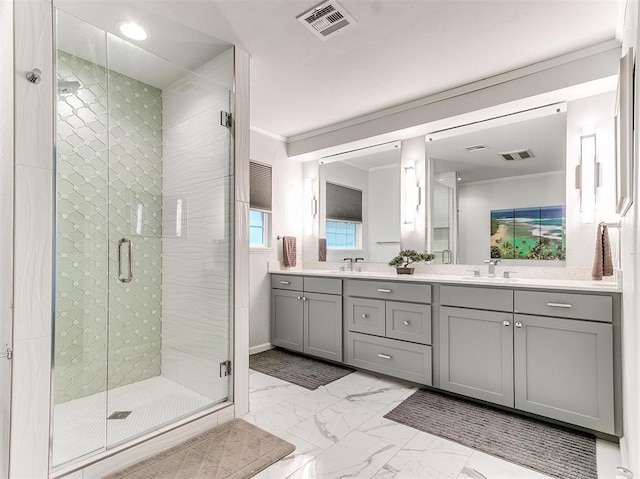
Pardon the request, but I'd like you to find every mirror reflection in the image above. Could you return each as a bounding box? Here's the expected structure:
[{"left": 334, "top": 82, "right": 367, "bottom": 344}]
[
  {"left": 319, "top": 142, "right": 401, "bottom": 262},
  {"left": 427, "top": 107, "right": 567, "bottom": 265}
]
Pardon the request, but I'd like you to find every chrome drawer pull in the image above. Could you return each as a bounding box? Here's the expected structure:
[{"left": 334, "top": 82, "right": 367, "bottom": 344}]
[
  {"left": 377, "top": 288, "right": 392, "bottom": 293},
  {"left": 515, "top": 321, "right": 523, "bottom": 328},
  {"left": 362, "top": 314, "right": 369, "bottom": 319},
  {"left": 503, "top": 320, "right": 510, "bottom": 327},
  {"left": 377, "top": 353, "right": 392, "bottom": 360},
  {"left": 403, "top": 320, "right": 410, "bottom": 326},
  {"left": 546, "top": 302, "right": 572, "bottom": 308},
  {"left": 297, "top": 296, "right": 302, "bottom": 300},
  {"left": 280, "top": 281, "right": 291, "bottom": 285}
]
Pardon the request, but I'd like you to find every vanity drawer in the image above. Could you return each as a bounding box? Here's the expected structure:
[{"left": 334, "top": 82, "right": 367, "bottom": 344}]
[
  {"left": 346, "top": 297, "right": 386, "bottom": 336},
  {"left": 515, "top": 290, "right": 612, "bottom": 322},
  {"left": 347, "top": 332, "right": 432, "bottom": 385},
  {"left": 440, "top": 285, "right": 513, "bottom": 312},
  {"left": 304, "top": 276, "right": 342, "bottom": 295},
  {"left": 271, "top": 274, "right": 303, "bottom": 291},
  {"left": 386, "top": 302, "right": 431, "bottom": 345},
  {"left": 347, "top": 280, "right": 431, "bottom": 303}
]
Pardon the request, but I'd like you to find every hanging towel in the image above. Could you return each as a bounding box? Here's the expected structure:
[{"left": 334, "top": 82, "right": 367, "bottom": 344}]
[
  {"left": 591, "top": 224, "right": 614, "bottom": 280},
  {"left": 283, "top": 236, "right": 297, "bottom": 268},
  {"left": 318, "top": 238, "right": 327, "bottom": 262}
]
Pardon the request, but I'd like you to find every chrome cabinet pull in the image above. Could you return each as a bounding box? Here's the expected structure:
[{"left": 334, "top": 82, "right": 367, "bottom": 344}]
[
  {"left": 297, "top": 296, "right": 302, "bottom": 300},
  {"left": 403, "top": 320, "right": 410, "bottom": 326},
  {"left": 377, "top": 353, "right": 392, "bottom": 360},
  {"left": 280, "top": 281, "right": 291, "bottom": 285},
  {"left": 362, "top": 314, "right": 369, "bottom": 319},
  {"left": 546, "top": 302, "right": 572, "bottom": 309},
  {"left": 302, "top": 297, "right": 307, "bottom": 301},
  {"left": 503, "top": 320, "right": 510, "bottom": 327},
  {"left": 377, "top": 288, "right": 392, "bottom": 293},
  {"left": 515, "top": 321, "right": 523, "bottom": 328},
  {"left": 118, "top": 238, "right": 133, "bottom": 283}
]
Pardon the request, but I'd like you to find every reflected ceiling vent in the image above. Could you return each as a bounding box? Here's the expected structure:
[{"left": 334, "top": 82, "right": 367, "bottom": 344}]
[
  {"left": 499, "top": 149, "right": 535, "bottom": 161},
  {"left": 297, "top": 0, "right": 356, "bottom": 40},
  {"left": 464, "top": 144, "right": 488, "bottom": 152}
]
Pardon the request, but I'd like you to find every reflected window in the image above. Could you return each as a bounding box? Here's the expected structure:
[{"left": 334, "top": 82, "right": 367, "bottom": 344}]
[{"left": 326, "top": 220, "right": 360, "bottom": 249}]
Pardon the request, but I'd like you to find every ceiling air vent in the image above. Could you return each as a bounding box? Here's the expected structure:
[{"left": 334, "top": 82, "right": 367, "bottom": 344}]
[
  {"left": 499, "top": 149, "right": 535, "bottom": 161},
  {"left": 464, "top": 144, "right": 488, "bottom": 152},
  {"left": 297, "top": 1, "right": 356, "bottom": 40}
]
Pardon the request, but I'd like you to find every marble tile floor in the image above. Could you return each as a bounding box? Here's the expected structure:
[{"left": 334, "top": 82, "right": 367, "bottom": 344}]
[
  {"left": 51, "top": 375, "right": 221, "bottom": 469},
  {"left": 243, "top": 369, "right": 621, "bottom": 479}
]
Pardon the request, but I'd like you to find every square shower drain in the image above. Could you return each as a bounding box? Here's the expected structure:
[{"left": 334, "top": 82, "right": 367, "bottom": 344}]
[{"left": 108, "top": 411, "right": 132, "bottom": 420}]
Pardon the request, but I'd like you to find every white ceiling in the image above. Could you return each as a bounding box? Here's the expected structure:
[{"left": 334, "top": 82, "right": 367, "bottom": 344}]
[{"left": 54, "top": 0, "right": 623, "bottom": 139}]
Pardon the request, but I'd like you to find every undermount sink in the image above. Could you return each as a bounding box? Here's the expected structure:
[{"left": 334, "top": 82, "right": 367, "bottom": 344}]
[{"left": 461, "top": 276, "right": 519, "bottom": 283}]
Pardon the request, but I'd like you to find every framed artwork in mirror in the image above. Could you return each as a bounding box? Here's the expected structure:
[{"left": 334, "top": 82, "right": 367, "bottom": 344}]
[{"left": 615, "top": 47, "right": 634, "bottom": 216}]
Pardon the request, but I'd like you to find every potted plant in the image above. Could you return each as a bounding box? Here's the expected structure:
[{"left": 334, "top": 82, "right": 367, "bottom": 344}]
[{"left": 388, "top": 249, "right": 435, "bottom": 275}]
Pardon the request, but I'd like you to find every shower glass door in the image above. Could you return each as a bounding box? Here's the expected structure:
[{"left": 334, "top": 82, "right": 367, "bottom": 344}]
[{"left": 52, "top": 10, "right": 234, "bottom": 469}]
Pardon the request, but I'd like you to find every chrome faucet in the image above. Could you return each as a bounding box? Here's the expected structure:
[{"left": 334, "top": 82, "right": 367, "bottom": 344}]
[
  {"left": 354, "top": 257, "right": 365, "bottom": 272},
  {"left": 343, "top": 258, "right": 354, "bottom": 271},
  {"left": 484, "top": 259, "right": 501, "bottom": 277}
]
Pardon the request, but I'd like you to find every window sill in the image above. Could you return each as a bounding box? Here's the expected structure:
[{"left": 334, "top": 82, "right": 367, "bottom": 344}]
[{"left": 250, "top": 246, "right": 274, "bottom": 254}]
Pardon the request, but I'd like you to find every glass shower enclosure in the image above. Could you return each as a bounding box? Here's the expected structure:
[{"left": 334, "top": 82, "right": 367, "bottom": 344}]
[{"left": 51, "top": 10, "right": 234, "bottom": 469}]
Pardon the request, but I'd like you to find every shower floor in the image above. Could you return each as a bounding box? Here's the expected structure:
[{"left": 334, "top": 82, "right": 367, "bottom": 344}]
[{"left": 52, "top": 375, "right": 218, "bottom": 468}]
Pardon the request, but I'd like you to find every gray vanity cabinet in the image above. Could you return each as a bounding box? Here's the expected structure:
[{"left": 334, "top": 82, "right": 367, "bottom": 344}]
[
  {"left": 345, "top": 280, "right": 432, "bottom": 385},
  {"left": 440, "top": 306, "right": 514, "bottom": 407},
  {"left": 271, "top": 289, "right": 304, "bottom": 352},
  {"left": 304, "top": 292, "right": 343, "bottom": 362},
  {"left": 271, "top": 274, "right": 343, "bottom": 362},
  {"left": 513, "top": 290, "right": 615, "bottom": 434}
]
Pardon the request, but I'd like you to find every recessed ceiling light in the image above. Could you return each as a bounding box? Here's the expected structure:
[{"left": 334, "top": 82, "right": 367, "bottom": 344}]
[{"left": 117, "top": 21, "right": 148, "bottom": 41}]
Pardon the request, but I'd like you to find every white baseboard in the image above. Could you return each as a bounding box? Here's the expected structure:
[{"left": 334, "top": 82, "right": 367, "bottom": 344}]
[{"left": 249, "top": 343, "right": 273, "bottom": 355}]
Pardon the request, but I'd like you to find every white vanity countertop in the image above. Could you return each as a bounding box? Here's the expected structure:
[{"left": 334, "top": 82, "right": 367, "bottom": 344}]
[{"left": 269, "top": 269, "right": 622, "bottom": 293}]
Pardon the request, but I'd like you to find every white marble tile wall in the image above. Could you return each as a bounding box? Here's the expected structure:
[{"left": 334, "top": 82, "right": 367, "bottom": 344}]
[
  {"left": 10, "top": 1, "right": 54, "bottom": 478},
  {"left": 0, "top": 1, "right": 13, "bottom": 475},
  {"left": 161, "top": 52, "right": 233, "bottom": 401}
]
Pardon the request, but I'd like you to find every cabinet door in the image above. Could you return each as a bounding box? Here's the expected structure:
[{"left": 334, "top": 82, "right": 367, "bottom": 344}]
[
  {"left": 304, "top": 292, "right": 343, "bottom": 362},
  {"left": 440, "top": 306, "right": 514, "bottom": 407},
  {"left": 271, "top": 289, "right": 304, "bottom": 352},
  {"left": 514, "top": 314, "right": 614, "bottom": 434}
]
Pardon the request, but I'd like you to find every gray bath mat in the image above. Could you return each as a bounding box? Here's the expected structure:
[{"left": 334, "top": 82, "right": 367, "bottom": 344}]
[
  {"left": 104, "top": 419, "right": 295, "bottom": 479},
  {"left": 384, "top": 388, "right": 597, "bottom": 479},
  {"left": 250, "top": 348, "right": 354, "bottom": 390}
]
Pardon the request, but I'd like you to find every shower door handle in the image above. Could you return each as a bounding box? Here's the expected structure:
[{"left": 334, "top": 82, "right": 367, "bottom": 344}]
[{"left": 118, "top": 238, "right": 133, "bottom": 283}]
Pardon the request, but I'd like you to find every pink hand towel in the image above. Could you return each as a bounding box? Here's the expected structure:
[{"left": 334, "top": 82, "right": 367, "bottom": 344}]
[
  {"left": 283, "top": 236, "right": 297, "bottom": 268},
  {"left": 591, "top": 224, "right": 614, "bottom": 280},
  {"left": 318, "top": 238, "right": 327, "bottom": 262}
]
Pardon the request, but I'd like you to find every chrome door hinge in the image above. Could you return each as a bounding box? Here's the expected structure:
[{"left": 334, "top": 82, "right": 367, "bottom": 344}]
[
  {"left": 0, "top": 347, "right": 13, "bottom": 360},
  {"left": 220, "top": 111, "right": 232, "bottom": 128},
  {"left": 220, "top": 360, "right": 232, "bottom": 377}
]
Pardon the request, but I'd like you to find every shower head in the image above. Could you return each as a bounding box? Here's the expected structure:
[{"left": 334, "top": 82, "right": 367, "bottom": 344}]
[{"left": 58, "top": 79, "right": 81, "bottom": 94}]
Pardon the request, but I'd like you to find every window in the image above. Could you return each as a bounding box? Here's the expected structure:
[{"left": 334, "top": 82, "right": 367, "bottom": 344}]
[
  {"left": 249, "top": 161, "right": 272, "bottom": 247},
  {"left": 326, "top": 220, "right": 361, "bottom": 248},
  {"left": 325, "top": 182, "right": 362, "bottom": 249}
]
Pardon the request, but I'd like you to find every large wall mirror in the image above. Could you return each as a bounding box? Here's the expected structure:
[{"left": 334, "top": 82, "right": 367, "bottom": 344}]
[
  {"left": 427, "top": 105, "right": 567, "bottom": 265},
  {"left": 316, "top": 90, "right": 617, "bottom": 268},
  {"left": 319, "top": 142, "right": 401, "bottom": 262}
]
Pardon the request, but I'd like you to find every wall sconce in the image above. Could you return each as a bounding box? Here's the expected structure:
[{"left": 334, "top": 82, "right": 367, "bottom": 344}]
[
  {"left": 311, "top": 196, "right": 318, "bottom": 217},
  {"left": 576, "top": 133, "right": 600, "bottom": 224},
  {"left": 404, "top": 162, "right": 420, "bottom": 228}
]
